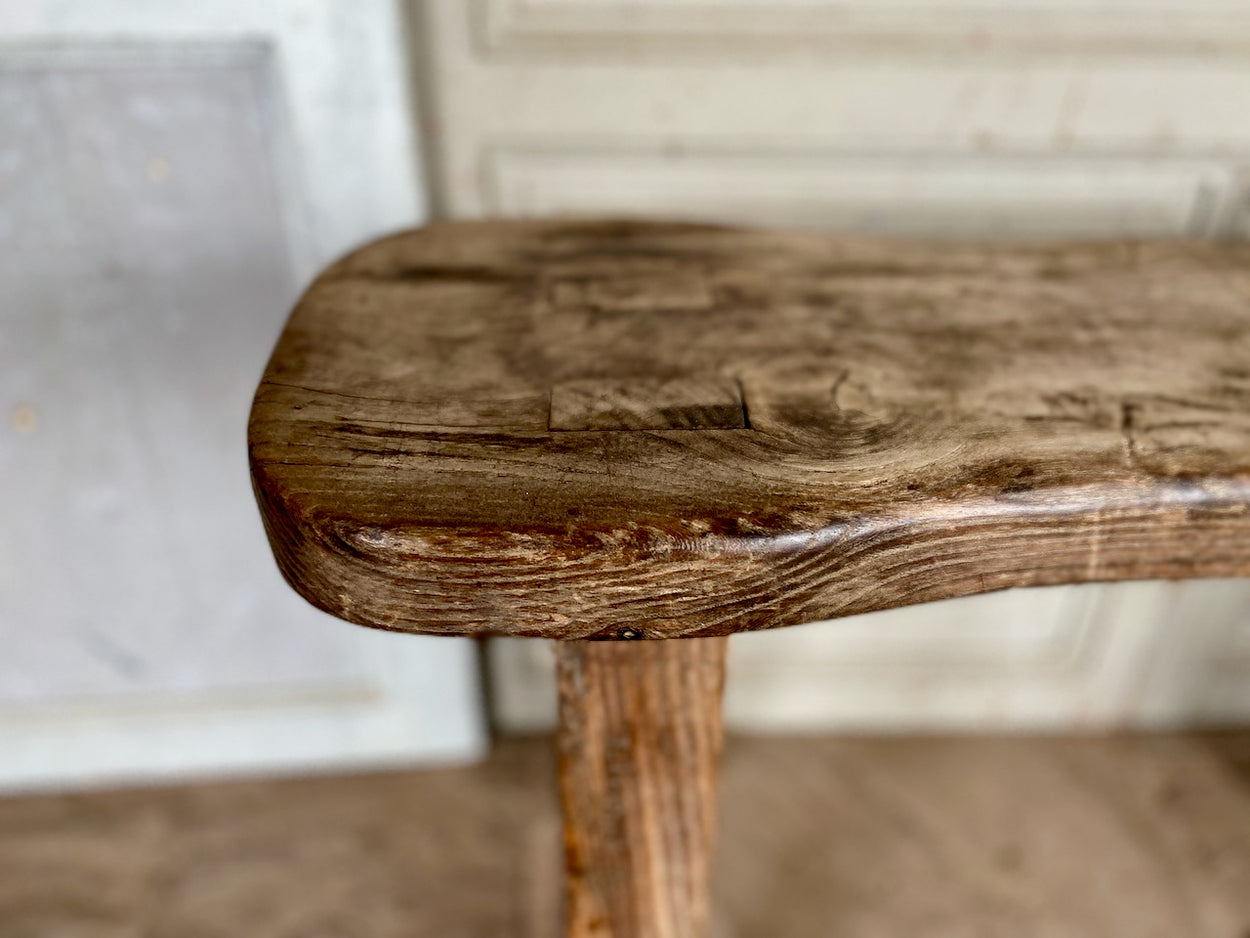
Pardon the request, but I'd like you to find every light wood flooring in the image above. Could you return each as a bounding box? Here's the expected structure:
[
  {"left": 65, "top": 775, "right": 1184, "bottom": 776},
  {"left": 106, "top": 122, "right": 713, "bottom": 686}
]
[{"left": 2, "top": 733, "right": 1250, "bottom": 937}]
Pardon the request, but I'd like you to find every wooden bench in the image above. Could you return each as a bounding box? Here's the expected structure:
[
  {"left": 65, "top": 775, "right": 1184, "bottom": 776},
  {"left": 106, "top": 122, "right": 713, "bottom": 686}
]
[{"left": 249, "top": 220, "right": 1250, "bottom": 938}]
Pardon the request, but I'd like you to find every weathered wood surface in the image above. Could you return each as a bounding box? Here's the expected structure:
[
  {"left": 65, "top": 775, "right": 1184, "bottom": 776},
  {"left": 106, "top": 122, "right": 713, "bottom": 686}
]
[
  {"left": 557, "top": 637, "right": 727, "bottom": 938},
  {"left": 249, "top": 220, "right": 1250, "bottom": 639}
]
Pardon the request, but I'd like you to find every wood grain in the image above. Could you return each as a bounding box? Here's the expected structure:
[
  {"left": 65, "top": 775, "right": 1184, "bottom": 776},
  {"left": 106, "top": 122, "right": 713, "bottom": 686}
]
[
  {"left": 557, "top": 637, "right": 727, "bottom": 938},
  {"left": 248, "top": 220, "right": 1250, "bottom": 639}
]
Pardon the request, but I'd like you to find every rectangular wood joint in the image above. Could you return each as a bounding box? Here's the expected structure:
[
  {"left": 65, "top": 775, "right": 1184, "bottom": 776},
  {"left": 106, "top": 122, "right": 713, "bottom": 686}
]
[{"left": 550, "top": 377, "right": 747, "bottom": 431}]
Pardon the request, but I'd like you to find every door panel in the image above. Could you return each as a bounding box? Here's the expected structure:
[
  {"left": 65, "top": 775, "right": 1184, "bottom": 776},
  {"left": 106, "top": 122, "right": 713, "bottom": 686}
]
[
  {"left": 0, "top": 5, "right": 484, "bottom": 791},
  {"left": 415, "top": 0, "right": 1250, "bottom": 731},
  {"left": 492, "top": 150, "right": 1244, "bottom": 238}
]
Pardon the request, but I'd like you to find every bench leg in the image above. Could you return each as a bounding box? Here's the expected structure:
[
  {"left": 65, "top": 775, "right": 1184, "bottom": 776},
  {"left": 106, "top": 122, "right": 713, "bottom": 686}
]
[{"left": 556, "top": 636, "right": 729, "bottom": 938}]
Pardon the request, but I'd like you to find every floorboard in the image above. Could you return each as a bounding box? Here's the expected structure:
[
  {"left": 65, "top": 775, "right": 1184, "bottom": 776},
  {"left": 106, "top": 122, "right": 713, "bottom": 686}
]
[{"left": 2, "top": 734, "right": 1249, "bottom": 937}]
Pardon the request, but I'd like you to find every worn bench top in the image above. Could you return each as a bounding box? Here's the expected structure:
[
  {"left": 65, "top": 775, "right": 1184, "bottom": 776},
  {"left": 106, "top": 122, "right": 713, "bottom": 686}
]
[{"left": 249, "top": 220, "right": 1250, "bottom": 640}]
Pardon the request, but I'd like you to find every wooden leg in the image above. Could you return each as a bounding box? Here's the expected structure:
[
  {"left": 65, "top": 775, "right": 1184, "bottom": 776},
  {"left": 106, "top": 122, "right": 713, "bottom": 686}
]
[{"left": 556, "top": 636, "right": 729, "bottom": 938}]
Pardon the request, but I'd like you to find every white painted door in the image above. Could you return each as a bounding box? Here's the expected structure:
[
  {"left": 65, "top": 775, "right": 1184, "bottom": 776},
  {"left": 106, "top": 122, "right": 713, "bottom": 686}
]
[
  {"left": 0, "top": 2, "right": 485, "bottom": 791},
  {"left": 411, "top": 0, "right": 1250, "bottom": 731}
]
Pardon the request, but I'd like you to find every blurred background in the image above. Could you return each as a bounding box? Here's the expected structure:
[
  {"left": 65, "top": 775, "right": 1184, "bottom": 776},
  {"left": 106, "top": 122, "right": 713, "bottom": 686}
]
[{"left": 4, "top": 0, "right": 1250, "bottom": 797}]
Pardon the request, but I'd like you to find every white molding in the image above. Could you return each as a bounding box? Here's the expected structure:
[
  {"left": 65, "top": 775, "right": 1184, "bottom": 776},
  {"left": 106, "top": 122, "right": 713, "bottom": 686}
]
[
  {"left": 490, "top": 147, "right": 1249, "bottom": 238},
  {"left": 0, "top": 631, "right": 482, "bottom": 794},
  {"left": 421, "top": 5, "right": 1250, "bottom": 218},
  {"left": 490, "top": 583, "right": 1169, "bottom": 733},
  {"left": 479, "top": 0, "right": 1250, "bottom": 54}
]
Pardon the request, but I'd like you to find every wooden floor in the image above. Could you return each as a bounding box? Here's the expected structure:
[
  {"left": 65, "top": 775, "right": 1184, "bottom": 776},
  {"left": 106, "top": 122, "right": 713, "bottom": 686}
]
[{"left": 2, "top": 733, "right": 1250, "bottom": 937}]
